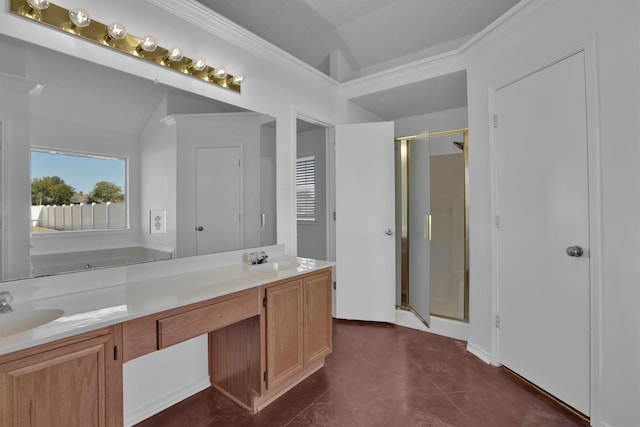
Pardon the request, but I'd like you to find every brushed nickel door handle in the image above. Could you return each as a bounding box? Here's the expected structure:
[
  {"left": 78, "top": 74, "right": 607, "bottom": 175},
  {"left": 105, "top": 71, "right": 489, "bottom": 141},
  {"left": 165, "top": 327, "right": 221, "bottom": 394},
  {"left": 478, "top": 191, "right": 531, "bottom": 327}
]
[{"left": 566, "top": 246, "right": 583, "bottom": 257}]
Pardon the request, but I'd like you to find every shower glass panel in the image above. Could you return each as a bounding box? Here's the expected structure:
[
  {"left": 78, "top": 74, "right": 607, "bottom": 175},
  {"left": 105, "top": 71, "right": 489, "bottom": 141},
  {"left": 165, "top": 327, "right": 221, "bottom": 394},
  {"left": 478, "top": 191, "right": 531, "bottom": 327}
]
[
  {"left": 407, "top": 132, "right": 431, "bottom": 326},
  {"left": 429, "top": 139, "right": 465, "bottom": 320}
]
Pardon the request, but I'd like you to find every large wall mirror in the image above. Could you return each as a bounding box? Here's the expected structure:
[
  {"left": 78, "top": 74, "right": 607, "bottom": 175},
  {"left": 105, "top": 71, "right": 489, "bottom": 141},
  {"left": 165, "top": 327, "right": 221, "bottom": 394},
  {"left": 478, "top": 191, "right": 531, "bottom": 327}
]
[{"left": 0, "top": 34, "right": 277, "bottom": 282}]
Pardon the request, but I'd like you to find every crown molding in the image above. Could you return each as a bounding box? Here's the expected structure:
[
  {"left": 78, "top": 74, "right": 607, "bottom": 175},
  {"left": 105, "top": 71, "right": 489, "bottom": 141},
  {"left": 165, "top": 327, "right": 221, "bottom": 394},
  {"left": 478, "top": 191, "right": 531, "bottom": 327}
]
[
  {"left": 160, "top": 111, "right": 263, "bottom": 126},
  {"left": 340, "top": 0, "right": 548, "bottom": 99},
  {"left": 147, "top": 0, "right": 548, "bottom": 99},
  {"left": 146, "top": 0, "right": 340, "bottom": 88},
  {"left": 0, "top": 71, "right": 43, "bottom": 95},
  {"left": 159, "top": 116, "right": 176, "bottom": 127},
  {"left": 459, "top": 0, "right": 553, "bottom": 55},
  {"left": 341, "top": 49, "right": 465, "bottom": 99}
]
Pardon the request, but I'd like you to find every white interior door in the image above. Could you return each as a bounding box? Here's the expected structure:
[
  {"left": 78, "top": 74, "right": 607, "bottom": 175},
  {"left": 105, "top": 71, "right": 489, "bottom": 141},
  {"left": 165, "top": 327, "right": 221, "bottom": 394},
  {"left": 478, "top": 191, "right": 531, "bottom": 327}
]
[
  {"left": 496, "top": 52, "right": 590, "bottom": 415},
  {"left": 335, "top": 122, "right": 396, "bottom": 322},
  {"left": 195, "top": 146, "right": 242, "bottom": 255}
]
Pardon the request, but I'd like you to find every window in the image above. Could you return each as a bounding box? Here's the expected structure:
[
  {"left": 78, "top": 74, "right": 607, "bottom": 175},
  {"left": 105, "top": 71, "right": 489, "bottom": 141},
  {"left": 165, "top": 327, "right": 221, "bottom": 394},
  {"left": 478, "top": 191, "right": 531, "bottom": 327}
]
[
  {"left": 30, "top": 149, "right": 127, "bottom": 232},
  {"left": 296, "top": 156, "right": 315, "bottom": 222}
]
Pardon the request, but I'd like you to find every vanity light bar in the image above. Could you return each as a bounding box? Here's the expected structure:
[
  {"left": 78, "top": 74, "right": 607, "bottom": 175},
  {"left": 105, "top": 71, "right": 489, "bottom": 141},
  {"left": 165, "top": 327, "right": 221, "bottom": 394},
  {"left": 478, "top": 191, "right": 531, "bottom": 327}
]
[{"left": 10, "top": 0, "right": 242, "bottom": 93}]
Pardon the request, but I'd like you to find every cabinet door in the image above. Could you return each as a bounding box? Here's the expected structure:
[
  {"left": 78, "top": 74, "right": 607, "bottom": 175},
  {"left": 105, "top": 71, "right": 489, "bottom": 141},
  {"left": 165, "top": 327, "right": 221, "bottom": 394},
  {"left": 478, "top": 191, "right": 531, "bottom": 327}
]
[
  {"left": 265, "top": 280, "right": 303, "bottom": 390},
  {"left": 303, "top": 271, "right": 333, "bottom": 366},
  {"left": 0, "top": 331, "right": 121, "bottom": 427}
]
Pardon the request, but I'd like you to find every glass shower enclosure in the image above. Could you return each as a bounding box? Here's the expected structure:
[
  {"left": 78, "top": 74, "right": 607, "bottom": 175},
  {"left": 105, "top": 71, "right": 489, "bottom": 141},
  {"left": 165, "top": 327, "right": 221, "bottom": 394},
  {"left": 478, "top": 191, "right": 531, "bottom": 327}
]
[{"left": 396, "top": 129, "right": 469, "bottom": 324}]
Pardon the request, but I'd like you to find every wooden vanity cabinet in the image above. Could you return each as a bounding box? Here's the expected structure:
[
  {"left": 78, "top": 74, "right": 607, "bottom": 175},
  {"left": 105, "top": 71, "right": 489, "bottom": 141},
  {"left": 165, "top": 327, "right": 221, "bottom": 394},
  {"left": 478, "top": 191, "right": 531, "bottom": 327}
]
[
  {"left": 209, "top": 268, "right": 333, "bottom": 412},
  {"left": 264, "top": 269, "right": 333, "bottom": 390},
  {"left": 0, "top": 267, "right": 332, "bottom": 426},
  {"left": 0, "top": 325, "right": 123, "bottom": 427},
  {"left": 264, "top": 278, "right": 305, "bottom": 389},
  {"left": 302, "top": 270, "right": 333, "bottom": 366}
]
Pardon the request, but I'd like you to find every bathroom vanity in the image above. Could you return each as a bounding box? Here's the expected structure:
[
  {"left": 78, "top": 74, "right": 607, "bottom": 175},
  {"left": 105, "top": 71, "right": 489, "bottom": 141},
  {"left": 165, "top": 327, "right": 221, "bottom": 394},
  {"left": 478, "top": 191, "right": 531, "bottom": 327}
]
[{"left": 0, "top": 253, "right": 333, "bottom": 427}]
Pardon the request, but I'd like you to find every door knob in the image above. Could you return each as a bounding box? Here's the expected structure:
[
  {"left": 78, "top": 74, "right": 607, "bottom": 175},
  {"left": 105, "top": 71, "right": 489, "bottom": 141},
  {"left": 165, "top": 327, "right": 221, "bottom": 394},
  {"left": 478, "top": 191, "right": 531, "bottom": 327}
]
[
  {"left": 385, "top": 229, "right": 393, "bottom": 236},
  {"left": 566, "top": 246, "right": 583, "bottom": 257},
  {"left": 196, "top": 226, "right": 204, "bottom": 231}
]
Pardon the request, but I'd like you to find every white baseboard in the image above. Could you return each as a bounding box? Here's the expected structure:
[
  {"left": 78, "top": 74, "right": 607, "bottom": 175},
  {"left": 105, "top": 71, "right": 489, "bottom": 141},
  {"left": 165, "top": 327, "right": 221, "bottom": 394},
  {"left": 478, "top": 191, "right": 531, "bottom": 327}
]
[
  {"left": 394, "top": 309, "right": 469, "bottom": 341},
  {"left": 124, "top": 376, "right": 211, "bottom": 427},
  {"left": 466, "top": 341, "right": 492, "bottom": 364}
]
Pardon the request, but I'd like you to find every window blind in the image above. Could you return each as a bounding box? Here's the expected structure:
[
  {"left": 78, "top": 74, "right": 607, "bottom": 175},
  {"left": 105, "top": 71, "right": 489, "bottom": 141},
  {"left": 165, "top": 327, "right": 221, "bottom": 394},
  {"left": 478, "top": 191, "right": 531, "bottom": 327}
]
[{"left": 296, "top": 156, "right": 315, "bottom": 221}]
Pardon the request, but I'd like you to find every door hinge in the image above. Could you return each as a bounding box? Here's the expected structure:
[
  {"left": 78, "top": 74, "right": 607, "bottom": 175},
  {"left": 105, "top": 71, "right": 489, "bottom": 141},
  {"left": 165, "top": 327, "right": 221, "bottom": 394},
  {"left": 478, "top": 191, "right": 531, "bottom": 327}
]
[
  {"left": 495, "top": 215, "right": 500, "bottom": 229},
  {"left": 495, "top": 315, "right": 501, "bottom": 329},
  {"left": 333, "top": 211, "right": 336, "bottom": 221},
  {"left": 263, "top": 296, "right": 267, "bottom": 308},
  {"left": 333, "top": 281, "right": 336, "bottom": 290},
  {"left": 493, "top": 114, "right": 498, "bottom": 128},
  {"left": 263, "top": 371, "right": 268, "bottom": 382},
  {"left": 114, "top": 346, "right": 118, "bottom": 360}
]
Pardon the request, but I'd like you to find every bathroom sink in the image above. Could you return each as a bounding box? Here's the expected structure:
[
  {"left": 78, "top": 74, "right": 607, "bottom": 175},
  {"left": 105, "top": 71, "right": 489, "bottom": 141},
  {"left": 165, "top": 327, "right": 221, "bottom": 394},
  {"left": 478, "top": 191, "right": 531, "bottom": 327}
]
[
  {"left": 247, "top": 256, "right": 300, "bottom": 273},
  {"left": 0, "top": 308, "right": 64, "bottom": 338}
]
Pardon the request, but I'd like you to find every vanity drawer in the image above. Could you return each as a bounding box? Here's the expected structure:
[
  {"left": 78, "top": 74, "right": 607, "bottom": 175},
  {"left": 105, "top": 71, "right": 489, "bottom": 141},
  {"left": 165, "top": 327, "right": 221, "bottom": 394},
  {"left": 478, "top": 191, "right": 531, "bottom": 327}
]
[
  {"left": 122, "top": 287, "right": 260, "bottom": 361},
  {"left": 122, "top": 315, "right": 157, "bottom": 362},
  {"left": 158, "top": 287, "right": 260, "bottom": 349}
]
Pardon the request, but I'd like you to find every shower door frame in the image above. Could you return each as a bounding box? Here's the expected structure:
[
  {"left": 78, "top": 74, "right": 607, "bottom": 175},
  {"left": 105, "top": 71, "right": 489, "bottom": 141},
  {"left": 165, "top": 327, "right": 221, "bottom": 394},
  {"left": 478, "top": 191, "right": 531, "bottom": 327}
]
[{"left": 396, "top": 128, "right": 469, "bottom": 323}]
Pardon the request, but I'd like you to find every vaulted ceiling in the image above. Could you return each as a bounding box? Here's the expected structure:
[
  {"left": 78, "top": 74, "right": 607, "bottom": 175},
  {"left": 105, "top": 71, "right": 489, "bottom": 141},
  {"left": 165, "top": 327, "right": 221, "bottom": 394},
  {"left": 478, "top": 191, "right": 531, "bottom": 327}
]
[
  {"left": 197, "top": 0, "right": 520, "bottom": 79},
  {"left": 196, "top": 0, "right": 520, "bottom": 120}
]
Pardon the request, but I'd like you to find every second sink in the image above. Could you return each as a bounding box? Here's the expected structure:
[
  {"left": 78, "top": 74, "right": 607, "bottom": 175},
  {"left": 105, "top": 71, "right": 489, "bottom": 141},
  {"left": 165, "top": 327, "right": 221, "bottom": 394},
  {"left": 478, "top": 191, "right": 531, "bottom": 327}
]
[
  {"left": 0, "top": 308, "right": 65, "bottom": 338},
  {"left": 247, "top": 256, "right": 300, "bottom": 273}
]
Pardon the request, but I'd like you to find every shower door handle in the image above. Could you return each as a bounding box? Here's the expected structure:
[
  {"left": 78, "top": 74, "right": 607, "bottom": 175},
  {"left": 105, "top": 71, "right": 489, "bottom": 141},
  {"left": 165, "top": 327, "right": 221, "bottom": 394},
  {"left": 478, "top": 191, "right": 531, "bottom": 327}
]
[{"left": 425, "top": 214, "right": 432, "bottom": 241}]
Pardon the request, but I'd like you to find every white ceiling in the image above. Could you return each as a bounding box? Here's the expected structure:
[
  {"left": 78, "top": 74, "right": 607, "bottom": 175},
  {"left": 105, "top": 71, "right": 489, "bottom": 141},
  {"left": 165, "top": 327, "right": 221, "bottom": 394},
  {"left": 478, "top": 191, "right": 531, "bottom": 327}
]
[
  {"left": 196, "top": 0, "right": 520, "bottom": 120},
  {"left": 351, "top": 70, "right": 468, "bottom": 120},
  {"left": 197, "top": 0, "right": 519, "bottom": 77}
]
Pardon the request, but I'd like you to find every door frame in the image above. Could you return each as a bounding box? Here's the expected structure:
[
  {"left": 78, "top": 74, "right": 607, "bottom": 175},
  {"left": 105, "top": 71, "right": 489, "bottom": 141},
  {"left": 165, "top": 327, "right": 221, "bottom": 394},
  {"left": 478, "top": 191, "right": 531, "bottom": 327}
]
[
  {"left": 489, "top": 47, "right": 603, "bottom": 421},
  {"left": 295, "top": 113, "right": 334, "bottom": 262},
  {"left": 295, "top": 112, "right": 336, "bottom": 313}
]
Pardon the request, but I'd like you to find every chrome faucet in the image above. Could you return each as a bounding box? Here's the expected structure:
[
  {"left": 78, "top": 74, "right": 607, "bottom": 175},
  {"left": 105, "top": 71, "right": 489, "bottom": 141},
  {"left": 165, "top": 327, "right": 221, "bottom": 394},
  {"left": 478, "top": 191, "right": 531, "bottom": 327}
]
[
  {"left": 0, "top": 291, "right": 13, "bottom": 314},
  {"left": 248, "top": 251, "right": 269, "bottom": 265}
]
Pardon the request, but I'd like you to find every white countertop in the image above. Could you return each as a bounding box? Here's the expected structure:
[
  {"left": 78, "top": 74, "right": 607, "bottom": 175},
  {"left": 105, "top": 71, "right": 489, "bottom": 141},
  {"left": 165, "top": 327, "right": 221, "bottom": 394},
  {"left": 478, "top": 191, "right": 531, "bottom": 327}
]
[{"left": 0, "top": 255, "right": 334, "bottom": 356}]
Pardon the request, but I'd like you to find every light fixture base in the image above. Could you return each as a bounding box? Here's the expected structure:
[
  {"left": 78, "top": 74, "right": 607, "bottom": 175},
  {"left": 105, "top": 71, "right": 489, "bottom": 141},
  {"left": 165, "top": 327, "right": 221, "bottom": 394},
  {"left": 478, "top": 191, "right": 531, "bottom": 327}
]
[{"left": 10, "top": 0, "right": 242, "bottom": 93}]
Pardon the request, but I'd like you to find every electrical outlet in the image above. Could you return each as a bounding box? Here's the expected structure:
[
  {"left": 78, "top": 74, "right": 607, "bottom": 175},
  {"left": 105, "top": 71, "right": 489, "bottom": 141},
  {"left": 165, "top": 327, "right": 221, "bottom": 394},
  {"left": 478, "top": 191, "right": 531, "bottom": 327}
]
[{"left": 150, "top": 209, "right": 166, "bottom": 234}]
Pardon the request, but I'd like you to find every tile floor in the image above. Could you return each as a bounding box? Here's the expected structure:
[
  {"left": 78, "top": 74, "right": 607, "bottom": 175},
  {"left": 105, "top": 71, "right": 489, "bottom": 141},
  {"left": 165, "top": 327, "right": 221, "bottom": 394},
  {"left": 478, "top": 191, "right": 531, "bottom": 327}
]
[{"left": 136, "top": 320, "right": 589, "bottom": 427}]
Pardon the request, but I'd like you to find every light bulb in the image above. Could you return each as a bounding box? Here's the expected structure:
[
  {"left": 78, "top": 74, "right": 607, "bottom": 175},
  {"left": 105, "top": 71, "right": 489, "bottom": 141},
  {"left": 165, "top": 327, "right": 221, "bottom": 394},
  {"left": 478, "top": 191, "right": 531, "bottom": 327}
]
[
  {"left": 107, "top": 22, "right": 127, "bottom": 40},
  {"left": 26, "top": 0, "right": 49, "bottom": 10},
  {"left": 167, "top": 47, "right": 183, "bottom": 62},
  {"left": 190, "top": 57, "right": 207, "bottom": 71},
  {"left": 138, "top": 35, "right": 157, "bottom": 52},
  {"left": 231, "top": 75, "right": 244, "bottom": 86},
  {"left": 210, "top": 66, "right": 227, "bottom": 80},
  {"left": 69, "top": 8, "right": 91, "bottom": 28}
]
